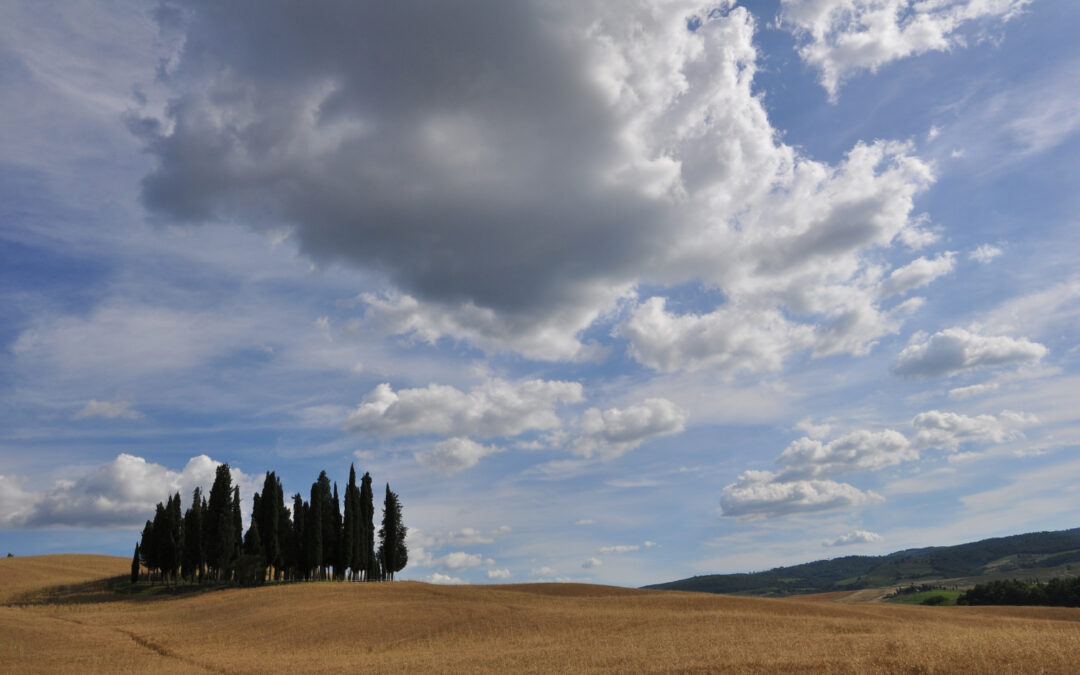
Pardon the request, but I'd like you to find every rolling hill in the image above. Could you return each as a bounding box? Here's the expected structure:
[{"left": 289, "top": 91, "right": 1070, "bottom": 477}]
[
  {"left": 645, "top": 527, "right": 1080, "bottom": 597},
  {"left": 4, "top": 553, "right": 1080, "bottom": 672}
]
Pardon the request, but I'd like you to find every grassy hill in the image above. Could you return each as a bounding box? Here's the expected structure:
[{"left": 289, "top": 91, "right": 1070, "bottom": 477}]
[
  {"left": 644, "top": 527, "right": 1080, "bottom": 597},
  {"left": 4, "top": 554, "right": 1080, "bottom": 672}
]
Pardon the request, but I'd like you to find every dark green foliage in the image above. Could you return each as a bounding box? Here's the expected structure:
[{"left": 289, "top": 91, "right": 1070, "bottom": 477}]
[
  {"left": 131, "top": 463, "right": 405, "bottom": 586},
  {"left": 205, "top": 464, "right": 235, "bottom": 581},
  {"left": 232, "top": 485, "right": 243, "bottom": 562},
  {"left": 343, "top": 466, "right": 357, "bottom": 580},
  {"left": 131, "top": 543, "right": 140, "bottom": 584},
  {"left": 181, "top": 488, "right": 205, "bottom": 581},
  {"left": 646, "top": 528, "right": 1080, "bottom": 597},
  {"left": 378, "top": 483, "right": 407, "bottom": 581},
  {"left": 958, "top": 577, "right": 1080, "bottom": 606},
  {"left": 332, "top": 482, "right": 344, "bottom": 580},
  {"left": 292, "top": 493, "right": 308, "bottom": 579},
  {"left": 257, "top": 472, "right": 282, "bottom": 576},
  {"left": 307, "top": 480, "right": 323, "bottom": 578},
  {"left": 360, "top": 472, "right": 378, "bottom": 581},
  {"left": 921, "top": 594, "right": 947, "bottom": 605}
]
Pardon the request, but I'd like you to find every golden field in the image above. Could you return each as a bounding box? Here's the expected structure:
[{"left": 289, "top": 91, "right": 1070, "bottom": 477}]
[{"left": 3, "top": 555, "right": 1080, "bottom": 673}]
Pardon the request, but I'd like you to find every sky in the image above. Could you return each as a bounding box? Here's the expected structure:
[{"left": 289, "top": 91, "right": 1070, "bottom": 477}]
[{"left": 1, "top": 0, "right": 1078, "bottom": 587}]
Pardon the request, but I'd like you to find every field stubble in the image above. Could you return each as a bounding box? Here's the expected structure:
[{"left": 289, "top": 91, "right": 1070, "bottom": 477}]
[{"left": 3, "top": 555, "right": 1080, "bottom": 673}]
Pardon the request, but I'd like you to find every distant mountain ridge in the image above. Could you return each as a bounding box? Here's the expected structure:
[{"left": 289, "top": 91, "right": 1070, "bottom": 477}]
[{"left": 644, "top": 527, "right": 1080, "bottom": 597}]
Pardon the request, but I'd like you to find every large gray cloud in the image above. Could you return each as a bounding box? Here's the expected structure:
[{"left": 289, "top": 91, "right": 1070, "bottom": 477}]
[{"left": 137, "top": 1, "right": 940, "bottom": 363}]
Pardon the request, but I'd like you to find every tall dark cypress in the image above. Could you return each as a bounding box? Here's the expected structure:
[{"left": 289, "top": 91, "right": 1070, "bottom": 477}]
[
  {"left": 139, "top": 519, "right": 154, "bottom": 580},
  {"left": 360, "top": 472, "right": 377, "bottom": 581},
  {"left": 307, "top": 482, "right": 323, "bottom": 579},
  {"left": 314, "top": 471, "right": 333, "bottom": 579},
  {"left": 378, "top": 483, "right": 407, "bottom": 581},
  {"left": 257, "top": 472, "right": 281, "bottom": 576},
  {"left": 292, "top": 493, "right": 307, "bottom": 580},
  {"left": 332, "top": 482, "right": 344, "bottom": 580},
  {"left": 165, "top": 492, "right": 183, "bottom": 584},
  {"left": 275, "top": 485, "right": 291, "bottom": 579},
  {"left": 131, "top": 543, "right": 140, "bottom": 584},
  {"left": 343, "top": 465, "right": 360, "bottom": 580},
  {"left": 205, "top": 463, "right": 235, "bottom": 581},
  {"left": 232, "top": 485, "right": 243, "bottom": 566},
  {"left": 181, "top": 487, "right": 204, "bottom": 582}
]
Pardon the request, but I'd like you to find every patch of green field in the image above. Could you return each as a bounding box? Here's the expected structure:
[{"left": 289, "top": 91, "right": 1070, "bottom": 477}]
[{"left": 887, "top": 590, "right": 961, "bottom": 606}]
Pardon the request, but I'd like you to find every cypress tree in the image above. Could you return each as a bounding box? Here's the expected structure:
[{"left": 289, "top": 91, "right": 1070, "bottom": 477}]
[
  {"left": 166, "top": 492, "right": 183, "bottom": 584},
  {"left": 151, "top": 501, "right": 168, "bottom": 584},
  {"left": 205, "top": 463, "right": 235, "bottom": 581},
  {"left": 343, "top": 465, "right": 360, "bottom": 581},
  {"left": 232, "top": 485, "right": 243, "bottom": 566},
  {"left": 139, "top": 519, "right": 154, "bottom": 580},
  {"left": 332, "top": 482, "right": 344, "bottom": 580},
  {"left": 257, "top": 472, "right": 281, "bottom": 577},
  {"left": 307, "top": 481, "right": 324, "bottom": 579},
  {"left": 360, "top": 472, "right": 377, "bottom": 582},
  {"left": 181, "top": 487, "right": 204, "bottom": 582},
  {"left": 131, "top": 543, "right": 140, "bottom": 584},
  {"left": 275, "top": 485, "right": 291, "bottom": 580},
  {"left": 378, "top": 483, "right": 407, "bottom": 581},
  {"left": 292, "top": 493, "right": 307, "bottom": 580}
]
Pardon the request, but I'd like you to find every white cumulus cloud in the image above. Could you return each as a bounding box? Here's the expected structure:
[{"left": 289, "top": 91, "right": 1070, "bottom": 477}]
[
  {"left": 346, "top": 378, "right": 582, "bottom": 438},
  {"left": 824, "top": 530, "right": 883, "bottom": 547},
  {"left": 487, "top": 568, "right": 512, "bottom": 579},
  {"left": 970, "top": 244, "right": 1003, "bottom": 263},
  {"left": 894, "top": 328, "right": 1047, "bottom": 378},
  {"left": 878, "top": 252, "right": 955, "bottom": 297},
  {"left": 570, "top": 398, "right": 687, "bottom": 460},
  {"left": 777, "top": 429, "right": 915, "bottom": 479},
  {"left": 0, "top": 454, "right": 256, "bottom": 529},
  {"left": 780, "top": 0, "right": 1032, "bottom": 98},
  {"left": 720, "top": 470, "right": 883, "bottom": 519},
  {"left": 912, "top": 410, "right": 1038, "bottom": 450},
  {"left": 582, "top": 557, "right": 603, "bottom": 569},
  {"left": 416, "top": 438, "right": 502, "bottom": 475}
]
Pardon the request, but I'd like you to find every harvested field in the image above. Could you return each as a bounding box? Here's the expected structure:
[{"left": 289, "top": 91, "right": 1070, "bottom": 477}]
[{"left": 4, "top": 554, "right": 1080, "bottom": 673}]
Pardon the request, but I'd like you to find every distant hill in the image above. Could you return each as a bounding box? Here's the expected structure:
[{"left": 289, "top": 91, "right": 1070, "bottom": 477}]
[{"left": 645, "top": 528, "right": 1080, "bottom": 597}]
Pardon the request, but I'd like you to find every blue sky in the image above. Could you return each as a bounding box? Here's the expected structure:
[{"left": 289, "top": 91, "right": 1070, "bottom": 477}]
[{"left": 1, "top": 0, "right": 1078, "bottom": 586}]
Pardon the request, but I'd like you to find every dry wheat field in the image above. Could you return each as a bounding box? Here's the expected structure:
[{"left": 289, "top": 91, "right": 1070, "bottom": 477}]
[{"left": 3, "top": 554, "right": 1080, "bottom": 673}]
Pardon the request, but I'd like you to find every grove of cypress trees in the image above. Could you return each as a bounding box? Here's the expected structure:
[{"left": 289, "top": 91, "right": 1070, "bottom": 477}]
[
  {"left": 332, "top": 482, "right": 344, "bottom": 580},
  {"left": 257, "top": 472, "right": 281, "bottom": 577}
]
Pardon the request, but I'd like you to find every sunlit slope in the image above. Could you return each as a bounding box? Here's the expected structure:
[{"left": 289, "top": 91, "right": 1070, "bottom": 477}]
[
  {"left": 0, "top": 554, "right": 128, "bottom": 603},
  {"left": 5, "top": 576, "right": 1080, "bottom": 673}
]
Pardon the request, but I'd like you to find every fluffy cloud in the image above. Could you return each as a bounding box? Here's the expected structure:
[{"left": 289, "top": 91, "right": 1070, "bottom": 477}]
[
  {"left": 824, "top": 530, "right": 883, "bottom": 547},
  {"left": 0, "top": 454, "right": 254, "bottom": 528},
  {"left": 582, "top": 557, "right": 603, "bottom": 569},
  {"left": 416, "top": 438, "right": 501, "bottom": 475},
  {"left": 720, "top": 470, "right": 883, "bottom": 519},
  {"left": 971, "top": 244, "right": 1003, "bottom": 263},
  {"left": 894, "top": 328, "right": 1047, "bottom": 378},
  {"left": 617, "top": 298, "right": 814, "bottom": 375},
  {"left": 487, "top": 568, "right": 512, "bottom": 579},
  {"left": 431, "top": 552, "right": 485, "bottom": 571},
  {"left": 877, "top": 252, "right": 955, "bottom": 297},
  {"left": 531, "top": 566, "right": 558, "bottom": 578},
  {"left": 136, "top": 1, "right": 936, "bottom": 362},
  {"left": 912, "top": 410, "right": 1037, "bottom": 450},
  {"left": 780, "top": 0, "right": 1032, "bottom": 97},
  {"left": 426, "top": 573, "right": 466, "bottom": 585},
  {"left": 570, "top": 398, "right": 687, "bottom": 460},
  {"left": 345, "top": 379, "right": 582, "bottom": 438},
  {"left": 72, "top": 399, "right": 143, "bottom": 420},
  {"left": 777, "top": 429, "right": 915, "bottom": 479}
]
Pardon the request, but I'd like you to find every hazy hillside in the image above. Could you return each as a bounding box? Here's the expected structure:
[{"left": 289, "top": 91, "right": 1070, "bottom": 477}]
[
  {"left": 645, "top": 528, "right": 1080, "bottom": 597},
  {"left": 4, "top": 554, "right": 1080, "bottom": 673}
]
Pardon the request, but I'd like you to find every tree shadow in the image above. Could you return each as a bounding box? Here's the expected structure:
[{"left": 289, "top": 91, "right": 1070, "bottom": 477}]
[{"left": 8, "top": 576, "right": 237, "bottom": 607}]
